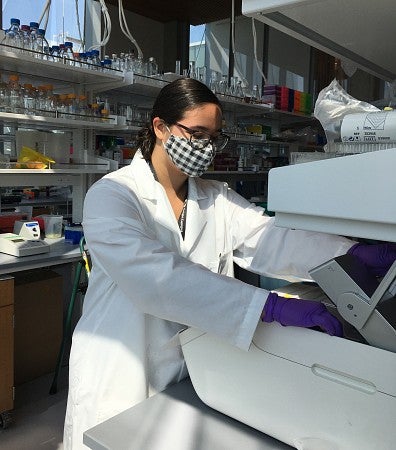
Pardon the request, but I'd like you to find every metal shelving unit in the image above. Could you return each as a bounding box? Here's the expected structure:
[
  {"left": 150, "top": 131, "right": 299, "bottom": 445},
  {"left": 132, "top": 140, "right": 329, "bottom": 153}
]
[{"left": 0, "top": 47, "right": 124, "bottom": 222}]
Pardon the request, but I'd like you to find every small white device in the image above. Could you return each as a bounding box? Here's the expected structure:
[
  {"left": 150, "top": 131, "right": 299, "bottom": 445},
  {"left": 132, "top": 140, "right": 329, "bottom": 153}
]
[
  {"left": 0, "top": 233, "right": 50, "bottom": 257},
  {"left": 13, "top": 220, "right": 41, "bottom": 240}
]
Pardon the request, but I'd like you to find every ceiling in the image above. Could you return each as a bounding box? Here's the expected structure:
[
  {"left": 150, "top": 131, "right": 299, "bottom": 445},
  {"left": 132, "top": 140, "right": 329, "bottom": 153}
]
[{"left": 106, "top": 0, "right": 242, "bottom": 25}]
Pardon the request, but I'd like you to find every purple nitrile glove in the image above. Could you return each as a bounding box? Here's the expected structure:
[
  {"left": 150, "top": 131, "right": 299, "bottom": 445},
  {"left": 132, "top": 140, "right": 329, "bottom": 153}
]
[
  {"left": 262, "top": 292, "right": 343, "bottom": 337},
  {"left": 348, "top": 242, "right": 396, "bottom": 277}
]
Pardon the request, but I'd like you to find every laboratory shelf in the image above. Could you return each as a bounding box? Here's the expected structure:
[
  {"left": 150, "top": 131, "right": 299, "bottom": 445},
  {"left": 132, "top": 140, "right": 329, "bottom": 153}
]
[
  {"left": 229, "top": 133, "right": 268, "bottom": 144},
  {"left": 0, "top": 167, "right": 109, "bottom": 174},
  {"left": 0, "top": 45, "right": 123, "bottom": 87},
  {"left": 0, "top": 155, "right": 116, "bottom": 176},
  {"left": 0, "top": 111, "right": 117, "bottom": 130}
]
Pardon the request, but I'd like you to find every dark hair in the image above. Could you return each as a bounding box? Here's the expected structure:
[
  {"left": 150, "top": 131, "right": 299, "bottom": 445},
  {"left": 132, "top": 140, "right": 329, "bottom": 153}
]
[{"left": 137, "top": 78, "right": 222, "bottom": 161}]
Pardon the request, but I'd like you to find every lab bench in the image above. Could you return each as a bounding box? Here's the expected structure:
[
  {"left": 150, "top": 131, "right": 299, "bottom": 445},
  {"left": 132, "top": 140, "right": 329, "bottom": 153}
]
[{"left": 84, "top": 377, "right": 292, "bottom": 450}]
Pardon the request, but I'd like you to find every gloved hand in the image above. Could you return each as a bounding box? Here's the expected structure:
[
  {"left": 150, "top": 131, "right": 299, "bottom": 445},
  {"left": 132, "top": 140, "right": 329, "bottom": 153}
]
[
  {"left": 262, "top": 292, "right": 343, "bottom": 337},
  {"left": 347, "top": 242, "right": 396, "bottom": 277}
]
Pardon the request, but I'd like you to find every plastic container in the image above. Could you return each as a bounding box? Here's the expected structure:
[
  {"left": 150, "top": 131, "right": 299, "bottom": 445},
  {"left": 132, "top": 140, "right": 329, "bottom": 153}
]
[
  {"left": 41, "top": 215, "right": 63, "bottom": 238},
  {"left": 64, "top": 224, "right": 84, "bottom": 244}
]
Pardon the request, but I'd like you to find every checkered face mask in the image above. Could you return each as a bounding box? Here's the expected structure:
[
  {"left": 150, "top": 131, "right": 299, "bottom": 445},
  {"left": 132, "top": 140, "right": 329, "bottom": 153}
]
[{"left": 163, "top": 134, "right": 215, "bottom": 177}]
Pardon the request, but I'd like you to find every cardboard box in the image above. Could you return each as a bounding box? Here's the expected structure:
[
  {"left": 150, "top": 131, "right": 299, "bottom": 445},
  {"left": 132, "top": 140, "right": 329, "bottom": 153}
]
[{"left": 14, "top": 270, "right": 63, "bottom": 385}]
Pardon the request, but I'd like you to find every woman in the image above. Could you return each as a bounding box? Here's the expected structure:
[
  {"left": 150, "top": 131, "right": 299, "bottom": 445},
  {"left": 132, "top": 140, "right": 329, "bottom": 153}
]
[{"left": 63, "top": 78, "right": 396, "bottom": 449}]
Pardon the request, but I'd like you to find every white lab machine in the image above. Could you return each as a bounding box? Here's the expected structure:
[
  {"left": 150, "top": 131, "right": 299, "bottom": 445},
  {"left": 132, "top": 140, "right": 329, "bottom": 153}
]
[
  {"left": 13, "top": 220, "right": 41, "bottom": 240},
  {"left": 179, "top": 149, "right": 396, "bottom": 450},
  {"left": 0, "top": 233, "right": 50, "bottom": 257}
]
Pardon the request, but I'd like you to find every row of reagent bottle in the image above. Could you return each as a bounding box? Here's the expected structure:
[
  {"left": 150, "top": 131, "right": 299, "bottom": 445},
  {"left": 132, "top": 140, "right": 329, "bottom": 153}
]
[
  {"left": 0, "top": 74, "right": 113, "bottom": 122},
  {"left": 2, "top": 19, "right": 50, "bottom": 56}
]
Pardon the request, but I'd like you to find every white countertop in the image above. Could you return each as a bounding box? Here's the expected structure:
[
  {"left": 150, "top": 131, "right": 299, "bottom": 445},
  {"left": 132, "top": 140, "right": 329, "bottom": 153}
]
[{"left": 84, "top": 378, "right": 292, "bottom": 450}]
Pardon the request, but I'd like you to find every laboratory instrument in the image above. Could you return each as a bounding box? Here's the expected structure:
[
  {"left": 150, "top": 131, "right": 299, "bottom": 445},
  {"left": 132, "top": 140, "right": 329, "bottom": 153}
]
[
  {"left": 13, "top": 220, "right": 40, "bottom": 240},
  {"left": 180, "top": 148, "right": 396, "bottom": 450},
  {"left": 0, "top": 233, "right": 49, "bottom": 257},
  {"left": 310, "top": 255, "right": 396, "bottom": 353}
]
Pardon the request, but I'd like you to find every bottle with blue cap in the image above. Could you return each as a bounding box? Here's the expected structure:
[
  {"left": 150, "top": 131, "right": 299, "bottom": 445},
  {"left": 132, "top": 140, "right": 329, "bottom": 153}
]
[
  {"left": 37, "top": 29, "right": 50, "bottom": 57},
  {"left": 29, "top": 22, "right": 39, "bottom": 53},
  {"left": 64, "top": 41, "right": 74, "bottom": 65},
  {"left": 2, "top": 18, "right": 22, "bottom": 49}
]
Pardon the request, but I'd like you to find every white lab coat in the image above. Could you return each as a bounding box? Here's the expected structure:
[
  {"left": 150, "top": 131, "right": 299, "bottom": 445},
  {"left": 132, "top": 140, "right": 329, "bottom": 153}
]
[{"left": 63, "top": 151, "right": 353, "bottom": 449}]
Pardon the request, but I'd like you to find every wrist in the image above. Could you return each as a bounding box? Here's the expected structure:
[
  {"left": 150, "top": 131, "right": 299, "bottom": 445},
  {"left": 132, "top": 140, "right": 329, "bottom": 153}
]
[
  {"left": 347, "top": 242, "right": 361, "bottom": 255},
  {"left": 262, "top": 292, "right": 278, "bottom": 322}
]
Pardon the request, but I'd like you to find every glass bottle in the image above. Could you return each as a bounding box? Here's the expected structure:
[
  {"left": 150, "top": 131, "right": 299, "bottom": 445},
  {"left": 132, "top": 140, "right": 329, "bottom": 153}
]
[
  {"left": 22, "top": 83, "right": 36, "bottom": 114},
  {"left": 33, "top": 28, "right": 46, "bottom": 57},
  {"left": 6, "top": 74, "right": 22, "bottom": 112},
  {"left": 51, "top": 45, "right": 61, "bottom": 62},
  {"left": 43, "top": 45, "right": 52, "bottom": 61},
  {"left": 67, "top": 93, "right": 78, "bottom": 118},
  {"left": 36, "top": 85, "right": 48, "bottom": 115},
  {"left": 103, "top": 58, "right": 112, "bottom": 72},
  {"left": 125, "top": 51, "right": 135, "bottom": 72},
  {"left": 72, "top": 51, "right": 80, "bottom": 67},
  {"left": 218, "top": 75, "right": 228, "bottom": 96},
  {"left": 111, "top": 53, "right": 120, "bottom": 70},
  {"left": 78, "top": 95, "right": 87, "bottom": 119},
  {"left": 133, "top": 55, "right": 144, "bottom": 75},
  {"left": 20, "top": 25, "right": 31, "bottom": 54},
  {"left": 0, "top": 79, "right": 8, "bottom": 111},
  {"left": 64, "top": 41, "right": 74, "bottom": 65},
  {"left": 59, "top": 43, "right": 66, "bottom": 61},
  {"left": 79, "top": 52, "right": 87, "bottom": 68},
  {"left": 2, "top": 18, "right": 22, "bottom": 49},
  {"left": 235, "top": 80, "right": 244, "bottom": 99},
  {"left": 29, "top": 22, "right": 39, "bottom": 53},
  {"left": 147, "top": 56, "right": 158, "bottom": 77},
  {"left": 189, "top": 61, "right": 197, "bottom": 79},
  {"left": 118, "top": 52, "right": 127, "bottom": 70},
  {"left": 85, "top": 51, "right": 94, "bottom": 67},
  {"left": 90, "top": 102, "right": 100, "bottom": 121},
  {"left": 91, "top": 50, "right": 101, "bottom": 69},
  {"left": 44, "top": 84, "right": 55, "bottom": 113},
  {"left": 57, "top": 94, "right": 68, "bottom": 118}
]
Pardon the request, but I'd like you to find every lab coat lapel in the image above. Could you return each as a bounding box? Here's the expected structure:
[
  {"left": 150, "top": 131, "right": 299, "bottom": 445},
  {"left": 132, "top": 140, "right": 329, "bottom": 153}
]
[
  {"left": 132, "top": 154, "right": 181, "bottom": 240},
  {"left": 131, "top": 154, "right": 210, "bottom": 252},
  {"left": 183, "top": 177, "right": 209, "bottom": 254}
]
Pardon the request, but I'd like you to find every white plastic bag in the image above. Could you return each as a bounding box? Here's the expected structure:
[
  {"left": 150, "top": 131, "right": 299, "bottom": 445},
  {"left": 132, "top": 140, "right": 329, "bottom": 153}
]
[{"left": 314, "top": 79, "right": 379, "bottom": 151}]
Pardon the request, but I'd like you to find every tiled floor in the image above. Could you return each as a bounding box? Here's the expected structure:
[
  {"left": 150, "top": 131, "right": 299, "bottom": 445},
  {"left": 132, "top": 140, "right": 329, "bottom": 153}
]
[{"left": 0, "top": 368, "right": 68, "bottom": 450}]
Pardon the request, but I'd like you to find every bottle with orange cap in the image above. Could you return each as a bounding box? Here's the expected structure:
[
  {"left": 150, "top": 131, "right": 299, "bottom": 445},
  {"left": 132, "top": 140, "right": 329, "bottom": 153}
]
[
  {"left": 67, "top": 93, "right": 78, "bottom": 118},
  {"left": 6, "top": 74, "right": 22, "bottom": 112},
  {"left": 22, "top": 83, "right": 36, "bottom": 114}
]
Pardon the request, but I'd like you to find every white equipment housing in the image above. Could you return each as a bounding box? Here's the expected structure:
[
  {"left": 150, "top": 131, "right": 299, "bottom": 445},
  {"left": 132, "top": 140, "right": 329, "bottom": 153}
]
[
  {"left": 241, "top": 0, "right": 396, "bottom": 82},
  {"left": 0, "top": 233, "right": 50, "bottom": 257},
  {"left": 180, "top": 149, "right": 396, "bottom": 450}
]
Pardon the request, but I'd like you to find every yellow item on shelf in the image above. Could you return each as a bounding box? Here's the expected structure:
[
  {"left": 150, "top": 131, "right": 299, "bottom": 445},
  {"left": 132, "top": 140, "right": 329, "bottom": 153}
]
[{"left": 16, "top": 145, "right": 56, "bottom": 169}]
